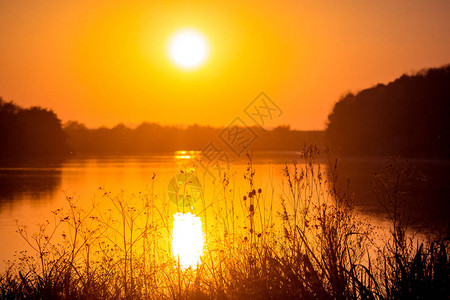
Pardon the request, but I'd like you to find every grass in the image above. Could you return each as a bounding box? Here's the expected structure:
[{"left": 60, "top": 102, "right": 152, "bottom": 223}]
[{"left": 0, "top": 146, "right": 448, "bottom": 299}]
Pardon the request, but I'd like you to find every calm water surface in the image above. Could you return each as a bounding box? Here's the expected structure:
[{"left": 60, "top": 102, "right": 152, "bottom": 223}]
[{"left": 0, "top": 152, "right": 448, "bottom": 266}]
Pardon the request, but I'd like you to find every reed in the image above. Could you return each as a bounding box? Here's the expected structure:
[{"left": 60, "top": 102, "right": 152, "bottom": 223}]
[{"left": 0, "top": 147, "right": 448, "bottom": 299}]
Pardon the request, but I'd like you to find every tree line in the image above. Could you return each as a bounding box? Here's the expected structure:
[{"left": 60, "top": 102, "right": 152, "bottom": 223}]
[
  {"left": 0, "top": 99, "right": 69, "bottom": 156},
  {"left": 64, "top": 121, "right": 324, "bottom": 154},
  {"left": 2, "top": 64, "right": 448, "bottom": 157},
  {"left": 0, "top": 99, "right": 324, "bottom": 157},
  {"left": 326, "top": 65, "right": 450, "bottom": 157}
]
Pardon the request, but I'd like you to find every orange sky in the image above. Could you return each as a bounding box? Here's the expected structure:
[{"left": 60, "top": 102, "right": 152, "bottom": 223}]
[{"left": 0, "top": 0, "right": 449, "bottom": 130}]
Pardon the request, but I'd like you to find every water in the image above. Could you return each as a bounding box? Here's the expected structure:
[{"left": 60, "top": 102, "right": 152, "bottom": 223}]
[{"left": 0, "top": 152, "right": 448, "bottom": 266}]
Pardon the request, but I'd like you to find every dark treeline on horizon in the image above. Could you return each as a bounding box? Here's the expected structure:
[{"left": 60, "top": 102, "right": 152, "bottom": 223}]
[
  {"left": 0, "top": 99, "right": 324, "bottom": 156},
  {"left": 1, "top": 65, "right": 449, "bottom": 158},
  {"left": 326, "top": 65, "right": 450, "bottom": 158},
  {"left": 0, "top": 99, "right": 69, "bottom": 157},
  {"left": 64, "top": 121, "right": 324, "bottom": 154}
]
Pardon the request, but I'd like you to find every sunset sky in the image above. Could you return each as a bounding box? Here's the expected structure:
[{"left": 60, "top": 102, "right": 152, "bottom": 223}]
[{"left": 1, "top": 0, "right": 449, "bottom": 130}]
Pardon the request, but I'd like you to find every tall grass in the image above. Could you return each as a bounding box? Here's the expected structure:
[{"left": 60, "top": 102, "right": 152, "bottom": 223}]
[{"left": 0, "top": 146, "right": 448, "bottom": 299}]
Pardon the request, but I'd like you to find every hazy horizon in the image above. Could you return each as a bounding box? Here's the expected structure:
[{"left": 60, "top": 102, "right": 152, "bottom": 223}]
[{"left": 1, "top": 0, "right": 449, "bottom": 130}]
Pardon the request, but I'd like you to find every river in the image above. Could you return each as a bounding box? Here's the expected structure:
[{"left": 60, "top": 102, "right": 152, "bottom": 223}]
[{"left": 0, "top": 151, "right": 448, "bottom": 266}]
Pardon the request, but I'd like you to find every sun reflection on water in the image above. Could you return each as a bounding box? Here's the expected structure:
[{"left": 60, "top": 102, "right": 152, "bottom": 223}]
[
  {"left": 171, "top": 212, "right": 204, "bottom": 269},
  {"left": 174, "top": 150, "right": 199, "bottom": 160}
]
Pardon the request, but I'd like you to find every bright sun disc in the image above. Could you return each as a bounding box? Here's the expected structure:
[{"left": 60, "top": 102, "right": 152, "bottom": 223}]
[{"left": 168, "top": 29, "right": 209, "bottom": 70}]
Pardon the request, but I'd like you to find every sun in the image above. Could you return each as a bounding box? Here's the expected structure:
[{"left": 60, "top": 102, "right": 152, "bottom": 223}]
[{"left": 168, "top": 29, "right": 209, "bottom": 70}]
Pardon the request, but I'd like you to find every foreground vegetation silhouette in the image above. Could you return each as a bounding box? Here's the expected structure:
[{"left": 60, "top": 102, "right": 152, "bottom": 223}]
[{"left": 0, "top": 148, "right": 447, "bottom": 299}]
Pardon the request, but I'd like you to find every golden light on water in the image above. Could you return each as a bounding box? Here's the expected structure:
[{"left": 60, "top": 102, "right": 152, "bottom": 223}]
[
  {"left": 174, "top": 150, "right": 198, "bottom": 160},
  {"left": 172, "top": 212, "right": 204, "bottom": 269}
]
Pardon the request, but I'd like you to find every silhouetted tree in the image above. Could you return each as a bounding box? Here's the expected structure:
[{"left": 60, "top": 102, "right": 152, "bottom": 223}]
[
  {"left": 326, "top": 65, "right": 450, "bottom": 157},
  {"left": 0, "top": 99, "right": 69, "bottom": 157}
]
